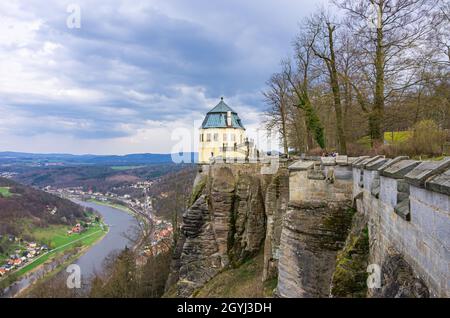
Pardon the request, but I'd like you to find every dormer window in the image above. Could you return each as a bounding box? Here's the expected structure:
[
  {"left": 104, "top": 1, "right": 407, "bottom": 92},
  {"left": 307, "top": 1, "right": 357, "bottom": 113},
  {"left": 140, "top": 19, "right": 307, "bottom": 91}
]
[{"left": 227, "top": 111, "right": 232, "bottom": 127}]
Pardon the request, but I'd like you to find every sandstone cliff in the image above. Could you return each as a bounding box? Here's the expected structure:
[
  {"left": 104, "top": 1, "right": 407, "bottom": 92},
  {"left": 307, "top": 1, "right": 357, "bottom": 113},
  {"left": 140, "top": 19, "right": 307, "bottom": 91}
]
[{"left": 166, "top": 163, "right": 287, "bottom": 297}]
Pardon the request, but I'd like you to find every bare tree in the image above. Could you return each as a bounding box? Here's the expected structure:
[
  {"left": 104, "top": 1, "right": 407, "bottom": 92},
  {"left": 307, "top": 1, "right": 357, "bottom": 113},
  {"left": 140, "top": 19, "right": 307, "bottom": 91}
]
[
  {"left": 284, "top": 25, "right": 327, "bottom": 150},
  {"left": 263, "top": 72, "right": 290, "bottom": 156},
  {"left": 334, "top": 0, "right": 442, "bottom": 145},
  {"left": 308, "top": 11, "right": 348, "bottom": 153}
]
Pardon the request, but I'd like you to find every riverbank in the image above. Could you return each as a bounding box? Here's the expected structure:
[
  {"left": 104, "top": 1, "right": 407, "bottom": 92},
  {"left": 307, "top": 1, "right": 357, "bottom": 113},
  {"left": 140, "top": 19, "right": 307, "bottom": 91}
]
[
  {"left": 86, "top": 198, "right": 134, "bottom": 215},
  {"left": 16, "top": 231, "right": 108, "bottom": 298},
  {"left": 86, "top": 198, "right": 151, "bottom": 248}
]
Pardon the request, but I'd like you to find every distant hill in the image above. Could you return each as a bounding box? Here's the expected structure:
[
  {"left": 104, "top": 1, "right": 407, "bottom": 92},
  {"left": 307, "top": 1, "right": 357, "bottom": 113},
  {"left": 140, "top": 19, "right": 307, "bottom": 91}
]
[
  {"left": 0, "top": 177, "right": 88, "bottom": 236},
  {"left": 147, "top": 166, "right": 197, "bottom": 220},
  {"left": 0, "top": 152, "right": 198, "bottom": 166},
  {"left": 7, "top": 163, "right": 194, "bottom": 193}
]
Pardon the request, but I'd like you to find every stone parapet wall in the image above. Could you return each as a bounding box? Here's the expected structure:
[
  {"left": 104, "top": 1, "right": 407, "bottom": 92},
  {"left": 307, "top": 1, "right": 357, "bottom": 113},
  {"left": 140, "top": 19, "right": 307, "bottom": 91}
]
[{"left": 352, "top": 156, "right": 450, "bottom": 297}]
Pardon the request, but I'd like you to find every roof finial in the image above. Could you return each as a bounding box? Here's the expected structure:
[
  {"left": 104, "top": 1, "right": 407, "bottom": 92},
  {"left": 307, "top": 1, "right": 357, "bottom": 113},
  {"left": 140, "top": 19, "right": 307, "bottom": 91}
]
[{"left": 221, "top": 96, "right": 224, "bottom": 101}]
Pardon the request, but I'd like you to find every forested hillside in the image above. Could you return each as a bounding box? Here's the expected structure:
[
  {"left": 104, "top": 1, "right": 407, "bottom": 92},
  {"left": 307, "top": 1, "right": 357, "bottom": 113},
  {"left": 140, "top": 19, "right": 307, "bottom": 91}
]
[
  {"left": 147, "top": 166, "right": 197, "bottom": 220},
  {"left": 0, "top": 177, "right": 88, "bottom": 236}
]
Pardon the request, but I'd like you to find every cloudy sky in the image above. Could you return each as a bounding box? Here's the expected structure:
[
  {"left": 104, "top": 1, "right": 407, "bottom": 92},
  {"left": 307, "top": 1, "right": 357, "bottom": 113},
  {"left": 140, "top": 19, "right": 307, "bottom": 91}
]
[{"left": 0, "top": 0, "right": 324, "bottom": 155}]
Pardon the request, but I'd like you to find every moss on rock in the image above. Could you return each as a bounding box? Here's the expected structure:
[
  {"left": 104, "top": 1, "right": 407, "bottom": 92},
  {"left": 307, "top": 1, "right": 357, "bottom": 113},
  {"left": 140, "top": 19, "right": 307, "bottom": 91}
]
[
  {"left": 331, "top": 221, "right": 369, "bottom": 298},
  {"left": 188, "top": 176, "right": 207, "bottom": 206}
]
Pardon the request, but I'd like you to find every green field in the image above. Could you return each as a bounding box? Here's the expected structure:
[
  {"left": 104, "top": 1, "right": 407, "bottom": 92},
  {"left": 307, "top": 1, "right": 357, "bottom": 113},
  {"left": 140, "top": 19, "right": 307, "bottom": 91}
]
[
  {"left": 357, "top": 131, "right": 412, "bottom": 148},
  {"left": 0, "top": 187, "right": 12, "bottom": 198},
  {"left": 29, "top": 223, "right": 106, "bottom": 249},
  {"left": 383, "top": 131, "right": 412, "bottom": 144},
  {"left": 110, "top": 165, "right": 145, "bottom": 171},
  {"left": 12, "top": 227, "right": 106, "bottom": 278}
]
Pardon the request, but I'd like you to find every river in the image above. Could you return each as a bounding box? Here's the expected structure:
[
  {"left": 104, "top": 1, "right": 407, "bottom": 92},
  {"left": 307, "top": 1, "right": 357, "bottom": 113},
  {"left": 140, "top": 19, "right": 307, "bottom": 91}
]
[{"left": 1, "top": 200, "right": 138, "bottom": 297}]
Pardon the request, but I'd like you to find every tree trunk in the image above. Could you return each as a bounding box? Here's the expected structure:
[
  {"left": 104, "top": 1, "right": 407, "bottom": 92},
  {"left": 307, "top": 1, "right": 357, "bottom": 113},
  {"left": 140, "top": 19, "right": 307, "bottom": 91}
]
[
  {"left": 280, "top": 101, "right": 289, "bottom": 157},
  {"left": 327, "top": 23, "right": 347, "bottom": 154},
  {"left": 371, "top": 24, "right": 385, "bottom": 145}
]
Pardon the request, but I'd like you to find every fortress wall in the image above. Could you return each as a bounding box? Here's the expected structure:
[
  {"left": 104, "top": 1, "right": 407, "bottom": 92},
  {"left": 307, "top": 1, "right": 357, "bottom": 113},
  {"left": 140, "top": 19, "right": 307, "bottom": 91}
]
[{"left": 352, "top": 157, "right": 450, "bottom": 297}]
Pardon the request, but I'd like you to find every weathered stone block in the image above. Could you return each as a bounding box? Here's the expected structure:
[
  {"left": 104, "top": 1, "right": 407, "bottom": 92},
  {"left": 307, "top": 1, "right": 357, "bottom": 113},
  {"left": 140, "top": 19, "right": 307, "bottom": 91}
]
[
  {"left": 321, "top": 156, "right": 336, "bottom": 166},
  {"left": 405, "top": 158, "right": 450, "bottom": 188},
  {"left": 354, "top": 157, "right": 375, "bottom": 169},
  {"left": 425, "top": 168, "right": 450, "bottom": 196},
  {"left": 356, "top": 155, "right": 385, "bottom": 169},
  {"left": 378, "top": 156, "right": 410, "bottom": 172},
  {"left": 410, "top": 185, "right": 449, "bottom": 213},
  {"left": 364, "top": 170, "right": 376, "bottom": 192},
  {"left": 433, "top": 211, "right": 450, "bottom": 250},
  {"left": 336, "top": 155, "right": 348, "bottom": 166},
  {"left": 381, "top": 160, "right": 420, "bottom": 179},
  {"left": 366, "top": 157, "right": 388, "bottom": 170},
  {"left": 289, "top": 160, "right": 314, "bottom": 171},
  {"left": 371, "top": 178, "right": 381, "bottom": 198},
  {"left": 397, "top": 180, "right": 410, "bottom": 194},
  {"left": 308, "top": 169, "right": 326, "bottom": 180},
  {"left": 397, "top": 192, "right": 409, "bottom": 204},
  {"left": 351, "top": 156, "right": 370, "bottom": 167},
  {"left": 380, "top": 176, "right": 398, "bottom": 207}
]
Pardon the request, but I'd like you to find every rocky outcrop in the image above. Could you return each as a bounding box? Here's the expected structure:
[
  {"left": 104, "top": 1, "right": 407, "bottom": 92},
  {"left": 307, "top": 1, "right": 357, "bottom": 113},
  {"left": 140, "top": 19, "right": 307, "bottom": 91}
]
[
  {"left": 262, "top": 168, "right": 289, "bottom": 282},
  {"left": 277, "top": 159, "right": 355, "bottom": 298},
  {"left": 177, "top": 194, "right": 222, "bottom": 297},
  {"left": 330, "top": 209, "right": 369, "bottom": 298},
  {"left": 166, "top": 155, "right": 448, "bottom": 298},
  {"left": 168, "top": 164, "right": 275, "bottom": 297},
  {"left": 229, "top": 174, "right": 266, "bottom": 264},
  {"left": 372, "top": 253, "right": 429, "bottom": 298},
  {"left": 277, "top": 201, "right": 354, "bottom": 297}
]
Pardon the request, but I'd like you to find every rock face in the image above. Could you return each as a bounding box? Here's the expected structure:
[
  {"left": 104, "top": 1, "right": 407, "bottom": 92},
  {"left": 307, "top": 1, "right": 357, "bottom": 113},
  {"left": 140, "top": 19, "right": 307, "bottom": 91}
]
[
  {"left": 229, "top": 174, "right": 266, "bottom": 264},
  {"left": 170, "top": 164, "right": 275, "bottom": 297},
  {"left": 277, "top": 162, "right": 355, "bottom": 298},
  {"left": 262, "top": 168, "right": 289, "bottom": 282},
  {"left": 372, "top": 254, "right": 429, "bottom": 298},
  {"left": 177, "top": 194, "right": 222, "bottom": 297},
  {"left": 277, "top": 201, "right": 354, "bottom": 297},
  {"left": 330, "top": 210, "right": 370, "bottom": 298}
]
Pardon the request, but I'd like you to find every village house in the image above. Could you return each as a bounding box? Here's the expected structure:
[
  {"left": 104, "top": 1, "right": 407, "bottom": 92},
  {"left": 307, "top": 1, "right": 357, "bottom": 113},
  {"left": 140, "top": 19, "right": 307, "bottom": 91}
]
[{"left": 69, "top": 223, "right": 83, "bottom": 235}]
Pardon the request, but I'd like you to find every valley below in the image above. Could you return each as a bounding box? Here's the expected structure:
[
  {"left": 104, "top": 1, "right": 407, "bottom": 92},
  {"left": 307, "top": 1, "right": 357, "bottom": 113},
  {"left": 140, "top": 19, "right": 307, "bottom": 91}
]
[{"left": 3, "top": 201, "right": 138, "bottom": 298}]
